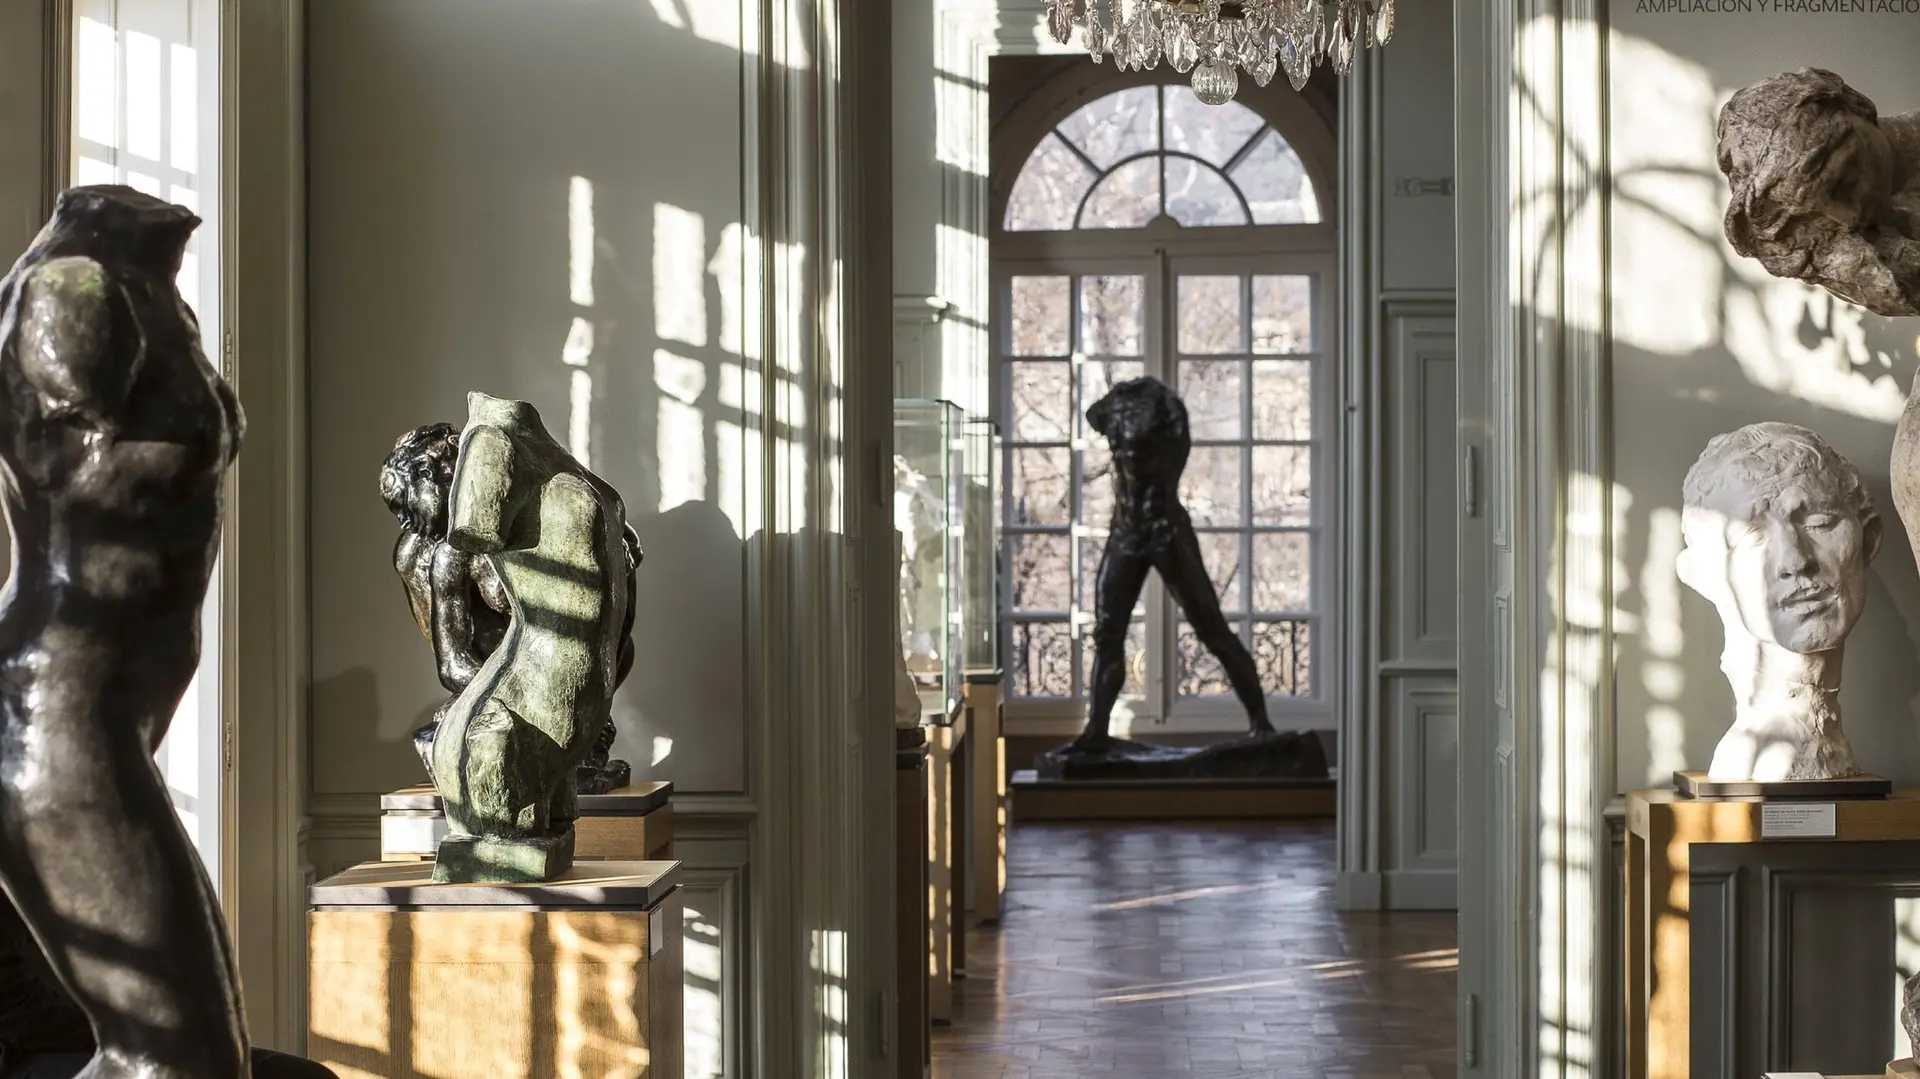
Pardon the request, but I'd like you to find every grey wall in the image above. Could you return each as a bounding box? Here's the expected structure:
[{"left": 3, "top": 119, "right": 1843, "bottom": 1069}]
[
  {"left": 306, "top": 0, "right": 749, "bottom": 828},
  {"left": 1350, "top": 8, "right": 1459, "bottom": 910},
  {"left": 0, "top": 0, "right": 41, "bottom": 580},
  {"left": 1605, "top": 18, "right": 1920, "bottom": 792}
]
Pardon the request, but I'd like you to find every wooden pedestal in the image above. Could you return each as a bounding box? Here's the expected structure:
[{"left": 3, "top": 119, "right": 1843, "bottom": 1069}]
[
  {"left": 897, "top": 728, "right": 930, "bottom": 1079},
  {"left": 925, "top": 707, "right": 966, "bottom": 1024},
  {"left": 1626, "top": 789, "right": 1920, "bottom": 1079},
  {"left": 379, "top": 781, "right": 674, "bottom": 862},
  {"left": 309, "top": 860, "right": 682, "bottom": 1079},
  {"left": 964, "top": 673, "right": 1006, "bottom": 925}
]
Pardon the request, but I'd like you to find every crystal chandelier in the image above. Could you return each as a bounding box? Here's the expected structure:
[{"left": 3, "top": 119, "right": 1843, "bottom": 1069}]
[{"left": 1044, "top": 0, "right": 1394, "bottom": 105}]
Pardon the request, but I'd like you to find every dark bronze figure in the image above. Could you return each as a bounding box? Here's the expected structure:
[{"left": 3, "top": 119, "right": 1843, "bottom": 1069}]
[
  {"left": 0, "top": 184, "right": 309, "bottom": 1079},
  {"left": 1038, "top": 376, "right": 1327, "bottom": 780},
  {"left": 380, "top": 424, "right": 637, "bottom": 796}
]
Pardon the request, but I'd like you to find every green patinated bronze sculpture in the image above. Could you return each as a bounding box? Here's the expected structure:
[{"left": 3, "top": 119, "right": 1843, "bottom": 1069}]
[{"left": 427, "top": 392, "right": 634, "bottom": 883}]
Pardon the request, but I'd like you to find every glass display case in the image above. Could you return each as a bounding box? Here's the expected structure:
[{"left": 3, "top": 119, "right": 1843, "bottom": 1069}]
[
  {"left": 894, "top": 399, "right": 967, "bottom": 724},
  {"left": 962, "top": 418, "right": 1001, "bottom": 678}
]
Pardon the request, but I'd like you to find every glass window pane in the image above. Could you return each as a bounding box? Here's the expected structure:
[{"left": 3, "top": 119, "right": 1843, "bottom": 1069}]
[
  {"left": 1010, "top": 622, "right": 1075, "bottom": 698},
  {"left": 1176, "top": 620, "right": 1244, "bottom": 698},
  {"left": 1180, "top": 446, "right": 1243, "bottom": 526},
  {"left": 1009, "top": 360, "right": 1072, "bottom": 442},
  {"left": 1253, "top": 532, "right": 1312, "bottom": 612},
  {"left": 1194, "top": 531, "right": 1244, "bottom": 615},
  {"left": 1010, "top": 447, "right": 1072, "bottom": 526},
  {"left": 1254, "top": 620, "right": 1313, "bottom": 696},
  {"left": 1078, "top": 275, "right": 1144, "bottom": 356},
  {"left": 1081, "top": 620, "right": 1147, "bottom": 697},
  {"left": 1005, "top": 133, "right": 1097, "bottom": 231},
  {"left": 1251, "top": 446, "right": 1312, "bottom": 525},
  {"left": 1056, "top": 86, "right": 1160, "bottom": 169},
  {"left": 1165, "top": 159, "right": 1248, "bottom": 227},
  {"left": 1079, "top": 158, "right": 1161, "bottom": 229},
  {"left": 1163, "top": 87, "right": 1267, "bottom": 167},
  {"left": 1253, "top": 275, "right": 1313, "bottom": 353},
  {"left": 1178, "top": 359, "right": 1244, "bottom": 440},
  {"left": 1078, "top": 359, "right": 1146, "bottom": 437},
  {"left": 76, "top": 16, "right": 117, "bottom": 148},
  {"left": 1008, "top": 533, "right": 1072, "bottom": 612},
  {"left": 1232, "top": 130, "right": 1320, "bottom": 224},
  {"left": 1009, "top": 276, "right": 1071, "bottom": 356},
  {"left": 1178, "top": 275, "right": 1245, "bottom": 354},
  {"left": 1253, "top": 359, "right": 1312, "bottom": 440}
]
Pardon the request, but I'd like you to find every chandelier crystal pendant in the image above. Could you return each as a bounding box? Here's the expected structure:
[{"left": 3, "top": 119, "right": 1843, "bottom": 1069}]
[{"left": 1045, "top": 0, "right": 1394, "bottom": 105}]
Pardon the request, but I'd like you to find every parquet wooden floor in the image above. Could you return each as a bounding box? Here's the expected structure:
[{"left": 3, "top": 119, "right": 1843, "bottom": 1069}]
[{"left": 934, "top": 821, "right": 1456, "bottom": 1079}]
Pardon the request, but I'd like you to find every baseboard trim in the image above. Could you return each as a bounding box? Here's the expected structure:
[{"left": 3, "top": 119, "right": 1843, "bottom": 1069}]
[
  {"left": 1335, "top": 870, "right": 1383, "bottom": 911},
  {"left": 1382, "top": 869, "right": 1457, "bottom": 911}
]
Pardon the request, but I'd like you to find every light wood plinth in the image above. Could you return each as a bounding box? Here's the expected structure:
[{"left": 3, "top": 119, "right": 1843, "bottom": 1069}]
[
  {"left": 309, "top": 860, "right": 682, "bottom": 1079},
  {"left": 1011, "top": 771, "right": 1337, "bottom": 821},
  {"left": 379, "top": 781, "right": 674, "bottom": 862},
  {"left": 1890, "top": 1059, "right": 1920, "bottom": 1079},
  {"left": 1625, "top": 789, "right": 1920, "bottom": 1079},
  {"left": 925, "top": 707, "right": 968, "bottom": 1024},
  {"left": 964, "top": 674, "right": 1006, "bottom": 925}
]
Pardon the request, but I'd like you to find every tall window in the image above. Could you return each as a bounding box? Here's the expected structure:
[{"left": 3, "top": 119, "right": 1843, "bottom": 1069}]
[
  {"left": 995, "top": 82, "right": 1334, "bottom": 731},
  {"left": 72, "top": 0, "right": 225, "bottom": 880}
]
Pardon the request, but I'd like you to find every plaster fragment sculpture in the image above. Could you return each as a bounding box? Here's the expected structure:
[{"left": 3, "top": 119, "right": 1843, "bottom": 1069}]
[
  {"left": 1677, "top": 422, "right": 1881, "bottom": 783},
  {"left": 380, "top": 422, "right": 638, "bottom": 796},
  {"left": 1717, "top": 67, "right": 1920, "bottom": 318},
  {"left": 0, "top": 185, "right": 337, "bottom": 1078},
  {"left": 424, "top": 393, "right": 635, "bottom": 883}
]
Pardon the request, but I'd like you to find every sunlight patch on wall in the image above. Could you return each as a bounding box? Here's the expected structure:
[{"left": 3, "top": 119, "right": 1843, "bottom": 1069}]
[
  {"left": 1537, "top": 468, "right": 1622, "bottom": 1078},
  {"left": 811, "top": 929, "right": 850, "bottom": 1078},
  {"left": 713, "top": 223, "right": 752, "bottom": 359},
  {"left": 717, "top": 420, "right": 761, "bottom": 540},
  {"left": 656, "top": 351, "right": 707, "bottom": 514},
  {"left": 570, "top": 176, "right": 595, "bottom": 307},
  {"left": 1603, "top": 29, "right": 1912, "bottom": 423},
  {"left": 642, "top": 0, "right": 757, "bottom": 60},
  {"left": 936, "top": 223, "right": 989, "bottom": 416},
  {"left": 1722, "top": 281, "right": 1908, "bottom": 423},
  {"left": 656, "top": 203, "right": 709, "bottom": 348},
  {"left": 1639, "top": 507, "right": 1690, "bottom": 784},
  {"left": 684, "top": 905, "right": 724, "bottom": 1079}
]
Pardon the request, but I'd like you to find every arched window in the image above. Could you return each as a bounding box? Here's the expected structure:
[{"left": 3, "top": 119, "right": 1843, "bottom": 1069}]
[
  {"left": 992, "top": 76, "right": 1336, "bottom": 733},
  {"left": 1004, "top": 84, "right": 1320, "bottom": 231}
]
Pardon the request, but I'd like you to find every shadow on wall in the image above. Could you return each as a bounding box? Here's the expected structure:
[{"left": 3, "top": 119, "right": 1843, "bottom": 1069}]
[
  {"left": 1530, "top": 24, "right": 1920, "bottom": 789},
  {"left": 305, "top": 0, "right": 801, "bottom": 799}
]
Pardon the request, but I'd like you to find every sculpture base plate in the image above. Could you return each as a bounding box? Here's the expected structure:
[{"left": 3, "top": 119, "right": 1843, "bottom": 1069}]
[
  {"left": 1035, "top": 730, "right": 1329, "bottom": 781},
  {"left": 1674, "top": 770, "right": 1891, "bottom": 800},
  {"left": 433, "top": 827, "right": 576, "bottom": 884},
  {"left": 1888, "top": 1057, "right": 1920, "bottom": 1079},
  {"left": 1011, "top": 771, "right": 1336, "bottom": 821}
]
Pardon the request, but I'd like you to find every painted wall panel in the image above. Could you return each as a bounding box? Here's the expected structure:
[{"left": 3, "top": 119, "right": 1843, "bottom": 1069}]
[{"left": 306, "top": 0, "right": 749, "bottom": 799}]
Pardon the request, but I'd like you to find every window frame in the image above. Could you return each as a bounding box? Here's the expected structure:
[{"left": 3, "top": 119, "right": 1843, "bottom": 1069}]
[
  {"left": 68, "top": 0, "right": 231, "bottom": 891},
  {"left": 991, "top": 73, "right": 1340, "bottom": 737}
]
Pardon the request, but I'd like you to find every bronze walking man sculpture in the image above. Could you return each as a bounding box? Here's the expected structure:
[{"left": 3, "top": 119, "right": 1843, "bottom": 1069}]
[{"left": 1039, "top": 376, "right": 1326, "bottom": 780}]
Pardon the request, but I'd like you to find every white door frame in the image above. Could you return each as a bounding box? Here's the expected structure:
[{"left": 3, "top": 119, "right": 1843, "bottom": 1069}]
[{"left": 1455, "top": 0, "right": 1612, "bottom": 1071}]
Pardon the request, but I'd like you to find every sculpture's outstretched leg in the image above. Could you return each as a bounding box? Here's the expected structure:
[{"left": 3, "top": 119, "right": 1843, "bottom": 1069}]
[
  {"left": 0, "top": 705, "right": 248, "bottom": 1079},
  {"left": 1157, "top": 526, "right": 1275, "bottom": 736},
  {"left": 1080, "top": 543, "right": 1151, "bottom": 748}
]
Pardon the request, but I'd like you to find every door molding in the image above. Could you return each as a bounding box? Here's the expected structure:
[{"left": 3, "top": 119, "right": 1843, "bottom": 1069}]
[{"left": 1456, "top": 0, "right": 1612, "bottom": 1071}]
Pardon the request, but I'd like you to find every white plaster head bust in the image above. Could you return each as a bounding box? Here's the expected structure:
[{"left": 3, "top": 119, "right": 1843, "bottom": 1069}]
[{"left": 1678, "top": 422, "right": 1883, "bottom": 781}]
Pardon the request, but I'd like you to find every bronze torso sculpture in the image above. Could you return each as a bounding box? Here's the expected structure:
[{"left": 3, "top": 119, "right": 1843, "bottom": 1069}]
[
  {"left": 0, "top": 185, "right": 257, "bottom": 1079},
  {"left": 381, "top": 422, "right": 636, "bottom": 797},
  {"left": 421, "top": 393, "right": 634, "bottom": 883}
]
